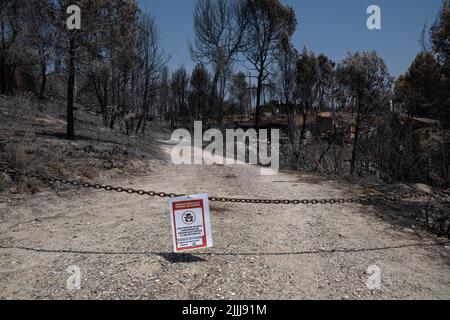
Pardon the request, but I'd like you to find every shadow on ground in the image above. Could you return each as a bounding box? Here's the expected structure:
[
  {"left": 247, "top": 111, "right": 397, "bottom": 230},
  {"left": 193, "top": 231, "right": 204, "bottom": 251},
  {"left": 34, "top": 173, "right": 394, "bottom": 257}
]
[{"left": 158, "top": 252, "right": 207, "bottom": 263}]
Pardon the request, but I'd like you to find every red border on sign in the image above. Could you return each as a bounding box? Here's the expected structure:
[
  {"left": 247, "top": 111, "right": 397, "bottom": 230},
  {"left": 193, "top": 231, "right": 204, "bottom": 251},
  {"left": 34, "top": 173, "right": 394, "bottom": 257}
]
[{"left": 172, "top": 199, "right": 207, "bottom": 252}]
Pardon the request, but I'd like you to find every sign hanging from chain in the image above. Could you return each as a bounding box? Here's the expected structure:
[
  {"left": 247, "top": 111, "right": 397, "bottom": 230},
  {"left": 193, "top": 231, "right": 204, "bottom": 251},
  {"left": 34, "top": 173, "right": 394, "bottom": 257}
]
[{"left": 169, "top": 194, "right": 213, "bottom": 253}]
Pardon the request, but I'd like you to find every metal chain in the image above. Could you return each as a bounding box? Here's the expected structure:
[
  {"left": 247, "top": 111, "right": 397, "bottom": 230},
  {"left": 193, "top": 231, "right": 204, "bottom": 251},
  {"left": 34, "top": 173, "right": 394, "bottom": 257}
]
[{"left": 1, "top": 165, "right": 449, "bottom": 205}]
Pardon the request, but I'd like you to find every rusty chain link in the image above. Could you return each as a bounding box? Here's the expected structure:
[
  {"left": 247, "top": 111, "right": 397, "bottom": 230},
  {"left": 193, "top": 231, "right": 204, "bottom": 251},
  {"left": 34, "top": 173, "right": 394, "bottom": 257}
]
[{"left": 1, "top": 165, "right": 449, "bottom": 205}]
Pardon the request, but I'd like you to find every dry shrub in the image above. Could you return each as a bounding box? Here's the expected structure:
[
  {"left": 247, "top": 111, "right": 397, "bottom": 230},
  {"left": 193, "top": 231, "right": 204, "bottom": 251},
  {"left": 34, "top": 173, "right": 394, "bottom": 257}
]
[
  {"left": 224, "top": 172, "right": 238, "bottom": 179},
  {"left": 80, "top": 164, "right": 99, "bottom": 179},
  {"left": 5, "top": 141, "right": 28, "bottom": 170},
  {"left": 11, "top": 92, "right": 36, "bottom": 120},
  {"left": 281, "top": 136, "right": 351, "bottom": 175},
  {"left": 2, "top": 142, "right": 42, "bottom": 194}
]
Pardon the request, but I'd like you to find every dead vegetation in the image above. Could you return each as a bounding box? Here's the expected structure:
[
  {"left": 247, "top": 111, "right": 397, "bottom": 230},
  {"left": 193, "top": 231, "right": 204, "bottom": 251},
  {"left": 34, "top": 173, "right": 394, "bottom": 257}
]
[
  {"left": 0, "top": 95, "right": 168, "bottom": 197},
  {"left": 348, "top": 183, "right": 450, "bottom": 238}
]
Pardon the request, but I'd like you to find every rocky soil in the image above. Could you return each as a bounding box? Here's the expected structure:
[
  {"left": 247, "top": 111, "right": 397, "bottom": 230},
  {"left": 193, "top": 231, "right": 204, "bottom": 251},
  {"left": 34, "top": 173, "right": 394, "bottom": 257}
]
[
  {"left": 0, "top": 143, "right": 449, "bottom": 299},
  {"left": 0, "top": 95, "right": 449, "bottom": 300}
]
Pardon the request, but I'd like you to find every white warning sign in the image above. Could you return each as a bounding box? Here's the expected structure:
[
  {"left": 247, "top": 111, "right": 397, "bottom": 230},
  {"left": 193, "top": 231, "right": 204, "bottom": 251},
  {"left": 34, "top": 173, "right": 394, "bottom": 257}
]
[{"left": 169, "top": 194, "right": 213, "bottom": 253}]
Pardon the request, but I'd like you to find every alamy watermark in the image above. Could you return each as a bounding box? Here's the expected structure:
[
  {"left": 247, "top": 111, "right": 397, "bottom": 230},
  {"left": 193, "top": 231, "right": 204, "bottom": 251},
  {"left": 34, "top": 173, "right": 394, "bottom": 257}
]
[
  {"left": 366, "top": 264, "right": 382, "bottom": 290},
  {"left": 367, "top": 5, "right": 381, "bottom": 30},
  {"left": 66, "top": 4, "right": 380, "bottom": 31},
  {"left": 66, "top": 265, "right": 81, "bottom": 290},
  {"left": 66, "top": 5, "right": 81, "bottom": 30},
  {"left": 170, "top": 121, "right": 280, "bottom": 176}
]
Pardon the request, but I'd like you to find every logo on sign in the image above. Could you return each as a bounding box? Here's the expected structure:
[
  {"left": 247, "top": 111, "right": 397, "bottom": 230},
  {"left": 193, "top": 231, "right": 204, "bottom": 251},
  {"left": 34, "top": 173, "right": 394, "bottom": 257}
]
[{"left": 182, "top": 211, "right": 196, "bottom": 225}]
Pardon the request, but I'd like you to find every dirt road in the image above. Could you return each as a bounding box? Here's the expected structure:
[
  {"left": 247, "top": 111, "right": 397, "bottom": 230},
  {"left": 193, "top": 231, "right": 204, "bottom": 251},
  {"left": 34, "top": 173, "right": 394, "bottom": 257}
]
[{"left": 0, "top": 144, "right": 449, "bottom": 300}]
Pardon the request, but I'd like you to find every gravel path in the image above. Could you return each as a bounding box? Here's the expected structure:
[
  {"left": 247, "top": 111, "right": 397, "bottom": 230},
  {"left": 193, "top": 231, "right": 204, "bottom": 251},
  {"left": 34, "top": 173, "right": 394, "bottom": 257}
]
[{"left": 0, "top": 145, "right": 449, "bottom": 300}]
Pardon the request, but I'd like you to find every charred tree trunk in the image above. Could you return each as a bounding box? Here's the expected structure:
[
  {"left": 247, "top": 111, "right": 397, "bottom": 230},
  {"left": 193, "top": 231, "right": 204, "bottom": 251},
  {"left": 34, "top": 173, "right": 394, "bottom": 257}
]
[
  {"left": 38, "top": 60, "right": 47, "bottom": 100},
  {"left": 0, "top": 54, "right": 6, "bottom": 94},
  {"left": 255, "top": 73, "right": 263, "bottom": 129},
  {"left": 350, "top": 112, "right": 361, "bottom": 175},
  {"left": 301, "top": 103, "right": 308, "bottom": 140},
  {"left": 101, "top": 80, "right": 108, "bottom": 125},
  {"left": 66, "top": 34, "right": 76, "bottom": 140},
  {"left": 210, "top": 70, "right": 220, "bottom": 124}
]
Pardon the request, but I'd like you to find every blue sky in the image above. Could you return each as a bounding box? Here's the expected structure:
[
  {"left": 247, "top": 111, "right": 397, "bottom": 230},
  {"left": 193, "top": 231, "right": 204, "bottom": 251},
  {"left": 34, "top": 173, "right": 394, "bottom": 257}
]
[{"left": 139, "top": 0, "right": 444, "bottom": 78}]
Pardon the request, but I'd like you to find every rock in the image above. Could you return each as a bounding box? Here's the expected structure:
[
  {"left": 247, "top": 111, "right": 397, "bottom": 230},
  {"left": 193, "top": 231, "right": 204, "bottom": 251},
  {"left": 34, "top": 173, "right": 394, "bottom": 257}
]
[{"left": 414, "top": 183, "right": 432, "bottom": 194}]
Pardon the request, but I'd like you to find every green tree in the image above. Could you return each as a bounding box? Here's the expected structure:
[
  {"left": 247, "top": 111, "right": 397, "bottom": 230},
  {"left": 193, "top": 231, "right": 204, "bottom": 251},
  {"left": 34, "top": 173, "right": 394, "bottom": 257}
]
[
  {"left": 394, "top": 51, "right": 441, "bottom": 118},
  {"left": 0, "top": 0, "right": 25, "bottom": 94},
  {"left": 295, "top": 48, "right": 319, "bottom": 139},
  {"left": 189, "top": 63, "right": 210, "bottom": 120},
  {"left": 230, "top": 72, "right": 250, "bottom": 116},
  {"left": 275, "top": 36, "right": 298, "bottom": 138},
  {"left": 431, "top": 0, "right": 450, "bottom": 127},
  {"left": 337, "top": 51, "right": 393, "bottom": 175},
  {"left": 431, "top": 0, "right": 450, "bottom": 67},
  {"left": 24, "top": 0, "right": 56, "bottom": 100},
  {"left": 170, "top": 66, "right": 190, "bottom": 129},
  {"left": 316, "top": 54, "right": 336, "bottom": 111},
  {"left": 57, "top": 0, "right": 141, "bottom": 138}
]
